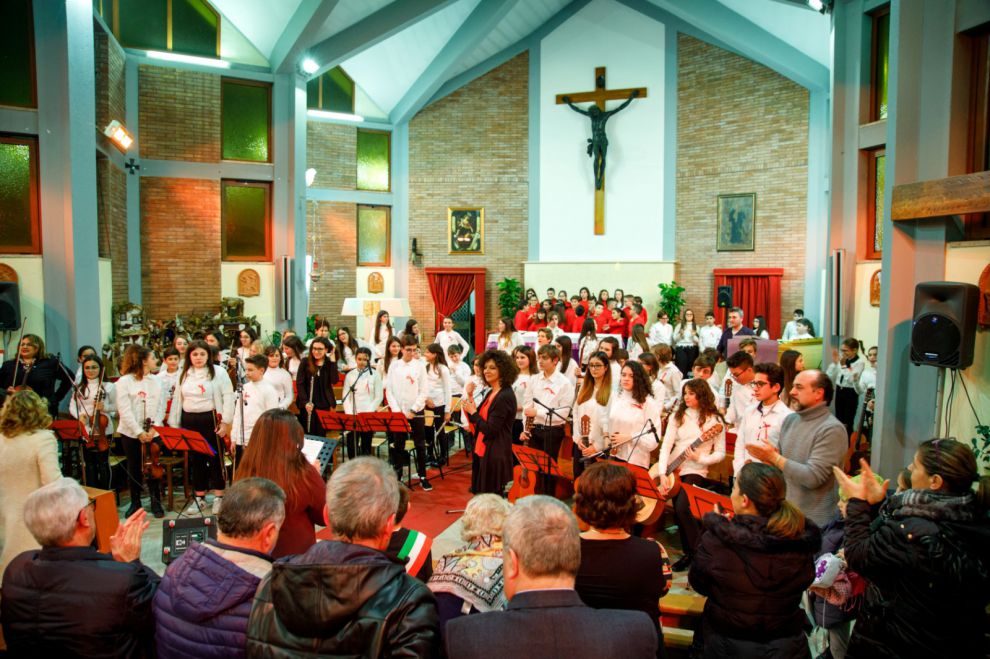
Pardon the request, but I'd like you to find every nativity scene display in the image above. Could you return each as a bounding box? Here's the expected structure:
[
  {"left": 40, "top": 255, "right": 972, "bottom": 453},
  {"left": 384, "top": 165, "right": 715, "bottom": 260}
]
[{"left": 448, "top": 207, "right": 484, "bottom": 254}]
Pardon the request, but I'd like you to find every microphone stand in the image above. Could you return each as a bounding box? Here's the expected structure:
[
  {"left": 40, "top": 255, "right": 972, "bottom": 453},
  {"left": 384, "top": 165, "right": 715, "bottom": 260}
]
[
  {"left": 340, "top": 368, "right": 366, "bottom": 460},
  {"left": 55, "top": 357, "right": 89, "bottom": 485},
  {"left": 232, "top": 358, "right": 246, "bottom": 481},
  {"left": 532, "top": 397, "right": 570, "bottom": 493}
]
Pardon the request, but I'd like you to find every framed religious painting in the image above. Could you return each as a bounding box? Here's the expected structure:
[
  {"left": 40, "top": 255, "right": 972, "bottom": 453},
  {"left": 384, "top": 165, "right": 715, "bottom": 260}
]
[
  {"left": 448, "top": 207, "right": 484, "bottom": 255},
  {"left": 716, "top": 193, "right": 756, "bottom": 252}
]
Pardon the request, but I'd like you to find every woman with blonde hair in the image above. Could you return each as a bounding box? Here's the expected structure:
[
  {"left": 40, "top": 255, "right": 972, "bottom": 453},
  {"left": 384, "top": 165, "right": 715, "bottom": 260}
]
[
  {"left": 0, "top": 390, "right": 61, "bottom": 581},
  {"left": 427, "top": 494, "right": 512, "bottom": 628}
]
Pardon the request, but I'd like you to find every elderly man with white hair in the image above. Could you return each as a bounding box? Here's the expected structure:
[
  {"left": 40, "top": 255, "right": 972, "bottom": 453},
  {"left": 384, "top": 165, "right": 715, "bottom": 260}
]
[
  {"left": 0, "top": 477, "right": 158, "bottom": 657},
  {"left": 246, "top": 457, "right": 439, "bottom": 657}
]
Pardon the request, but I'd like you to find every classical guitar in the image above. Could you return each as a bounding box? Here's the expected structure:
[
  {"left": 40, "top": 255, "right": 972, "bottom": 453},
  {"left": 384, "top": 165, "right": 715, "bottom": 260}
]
[
  {"left": 508, "top": 414, "right": 536, "bottom": 502},
  {"left": 649, "top": 423, "right": 724, "bottom": 500},
  {"left": 844, "top": 387, "right": 875, "bottom": 474}
]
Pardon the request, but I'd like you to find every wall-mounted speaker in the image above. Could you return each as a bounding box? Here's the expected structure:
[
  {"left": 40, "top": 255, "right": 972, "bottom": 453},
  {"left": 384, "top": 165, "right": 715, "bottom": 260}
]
[
  {"left": 0, "top": 282, "right": 21, "bottom": 331},
  {"left": 910, "top": 282, "right": 979, "bottom": 369},
  {"left": 716, "top": 286, "right": 733, "bottom": 308}
]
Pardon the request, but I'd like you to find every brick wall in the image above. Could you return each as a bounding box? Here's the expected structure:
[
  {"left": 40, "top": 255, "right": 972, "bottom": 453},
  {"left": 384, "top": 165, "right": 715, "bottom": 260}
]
[
  {"left": 140, "top": 177, "right": 221, "bottom": 317},
  {"left": 96, "top": 157, "right": 129, "bottom": 304},
  {"left": 408, "top": 52, "right": 529, "bottom": 342},
  {"left": 676, "top": 35, "right": 808, "bottom": 335},
  {"left": 138, "top": 65, "right": 220, "bottom": 162},
  {"left": 94, "top": 26, "right": 125, "bottom": 136},
  {"left": 306, "top": 201, "right": 357, "bottom": 326},
  {"left": 307, "top": 122, "right": 356, "bottom": 189}
]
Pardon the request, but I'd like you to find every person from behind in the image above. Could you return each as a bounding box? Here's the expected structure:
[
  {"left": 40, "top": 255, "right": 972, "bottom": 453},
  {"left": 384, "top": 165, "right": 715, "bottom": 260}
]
[
  {"left": 444, "top": 495, "right": 657, "bottom": 659},
  {"left": 154, "top": 478, "right": 286, "bottom": 659},
  {"left": 688, "top": 463, "right": 821, "bottom": 658},
  {"left": 833, "top": 441, "right": 990, "bottom": 659},
  {"left": 385, "top": 484, "right": 434, "bottom": 582},
  {"left": 1, "top": 478, "right": 159, "bottom": 657},
  {"left": 246, "top": 457, "right": 439, "bottom": 658},
  {"left": 428, "top": 494, "right": 512, "bottom": 629}
]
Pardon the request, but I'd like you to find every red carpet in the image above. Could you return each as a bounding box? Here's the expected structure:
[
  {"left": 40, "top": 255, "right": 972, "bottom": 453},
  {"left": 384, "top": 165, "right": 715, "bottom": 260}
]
[{"left": 404, "top": 451, "right": 473, "bottom": 538}]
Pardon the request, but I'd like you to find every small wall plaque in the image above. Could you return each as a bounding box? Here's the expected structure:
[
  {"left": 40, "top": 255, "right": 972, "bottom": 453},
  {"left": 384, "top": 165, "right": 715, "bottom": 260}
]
[
  {"left": 0, "top": 263, "right": 18, "bottom": 284},
  {"left": 237, "top": 269, "right": 261, "bottom": 297},
  {"left": 368, "top": 271, "right": 385, "bottom": 294},
  {"left": 869, "top": 270, "right": 881, "bottom": 307}
]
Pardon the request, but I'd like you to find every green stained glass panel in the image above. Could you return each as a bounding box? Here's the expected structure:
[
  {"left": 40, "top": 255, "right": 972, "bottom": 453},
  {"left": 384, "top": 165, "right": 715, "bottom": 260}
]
[
  {"left": 875, "top": 12, "right": 889, "bottom": 120},
  {"left": 0, "top": 0, "right": 35, "bottom": 108},
  {"left": 325, "top": 67, "right": 354, "bottom": 113},
  {"left": 172, "top": 0, "right": 219, "bottom": 58},
  {"left": 223, "top": 183, "right": 269, "bottom": 260},
  {"left": 357, "top": 206, "right": 389, "bottom": 266},
  {"left": 874, "top": 154, "right": 886, "bottom": 253},
  {"left": 118, "top": 0, "right": 167, "bottom": 51},
  {"left": 0, "top": 142, "right": 35, "bottom": 251},
  {"left": 306, "top": 77, "right": 320, "bottom": 109},
  {"left": 357, "top": 130, "right": 390, "bottom": 192},
  {"left": 222, "top": 81, "right": 270, "bottom": 162}
]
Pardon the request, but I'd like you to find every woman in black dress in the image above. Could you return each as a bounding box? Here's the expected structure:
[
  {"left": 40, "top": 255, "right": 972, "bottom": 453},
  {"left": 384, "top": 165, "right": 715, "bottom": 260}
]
[
  {"left": 295, "top": 337, "right": 338, "bottom": 436},
  {"left": 462, "top": 349, "right": 517, "bottom": 495},
  {"left": 1, "top": 334, "right": 73, "bottom": 418}
]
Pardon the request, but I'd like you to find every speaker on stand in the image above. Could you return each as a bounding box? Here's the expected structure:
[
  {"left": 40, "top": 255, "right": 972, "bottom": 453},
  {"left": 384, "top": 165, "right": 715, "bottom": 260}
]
[
  {"left": 910, "top": 281, "right": 979, "bottom": 437},
  {"left": 0, "top": 281, "right": 22, "bottom": 362}
]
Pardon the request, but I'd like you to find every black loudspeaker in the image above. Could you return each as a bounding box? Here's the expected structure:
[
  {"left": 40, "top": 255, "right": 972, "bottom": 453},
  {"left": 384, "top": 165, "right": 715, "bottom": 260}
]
[
  {"left": 910, "top": 282, "right": 979, "bottom": 369},
  {"left": 0, "top": 281, "right": 21, "bottom": 331},
  {"left": 717, "top": 286, "right": 733, "bottom": 309}
]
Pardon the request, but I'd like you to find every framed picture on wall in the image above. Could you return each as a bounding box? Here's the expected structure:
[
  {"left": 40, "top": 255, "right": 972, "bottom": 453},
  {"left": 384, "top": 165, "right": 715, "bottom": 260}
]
[
  {"left": 448, "top": 207, "right": 484, "bottom": 255},
  {"left": 716, "top": 193, "right": 756, "bottom": 251}
]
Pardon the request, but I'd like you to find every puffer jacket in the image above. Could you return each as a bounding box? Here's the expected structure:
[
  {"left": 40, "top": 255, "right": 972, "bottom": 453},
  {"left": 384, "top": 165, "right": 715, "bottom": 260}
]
[
  {"left": 246, "top": 540, "right": 439, "bottom": 658},
  {"left": 809, "top": 513, "right": 856, "bottom": 628},
  {"left": 154, "top": 540, "right": 273, "bottom": 659},
  {"left": 843, "top": 492, "right": 990, "bottom": 659},
  {"left": 688, "top": 512, "right": 820, "bottom": 659}
]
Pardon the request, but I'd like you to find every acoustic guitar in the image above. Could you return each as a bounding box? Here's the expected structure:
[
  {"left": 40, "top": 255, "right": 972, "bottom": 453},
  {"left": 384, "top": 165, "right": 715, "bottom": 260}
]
[
  {"left": 843, "top": 387, "right": 874, "bottom": 474},
  {"left": 649, "top": 423, "right": 724, "bottom": 500},
  {"left": 507, "top": 415, "right": 537, "bottom": 502}
]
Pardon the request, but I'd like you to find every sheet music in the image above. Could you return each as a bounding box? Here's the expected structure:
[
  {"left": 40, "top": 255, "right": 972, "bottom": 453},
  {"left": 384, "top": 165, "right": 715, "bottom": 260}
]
[{"left": 302, "top": 438, "right": 324, "bottom": 464}]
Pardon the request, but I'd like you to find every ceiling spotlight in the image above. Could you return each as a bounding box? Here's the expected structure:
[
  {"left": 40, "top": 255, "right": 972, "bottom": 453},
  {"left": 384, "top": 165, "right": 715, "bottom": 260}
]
[
  {"left": 305, "top": 168, "right": 317, "bottom": 187},
  {"left": 103, "top": 119, "right": 133, "bottom": 152},
  {"left": 808, "top": 0, "right": 823, "bottom": 9},
  {"left": 301, "top": 58, "right": 319, "bottom": 75}
]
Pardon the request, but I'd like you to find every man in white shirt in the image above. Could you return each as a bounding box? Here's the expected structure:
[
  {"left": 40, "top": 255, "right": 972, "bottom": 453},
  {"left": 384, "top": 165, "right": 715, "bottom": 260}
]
[
  {"left": 231, "top": 355, "right": 281, "bottom": 460},
  {"left": 721, "top": 351, "right": 756, "bottom": 425},
  {"left": 781, "top": 309, "right": 804, "bottom": 341},
  {"left": 698, "top": 311, "right": 722, "bottom": 352},
  {"left": 732, "top": 362, "right": 793, "bottom": 478},
  {"left": 386, "top": 336, "right": 433, "bottom": 491},
  {"left": 521, "top": 344, "right": 575, "bottom": 494}
]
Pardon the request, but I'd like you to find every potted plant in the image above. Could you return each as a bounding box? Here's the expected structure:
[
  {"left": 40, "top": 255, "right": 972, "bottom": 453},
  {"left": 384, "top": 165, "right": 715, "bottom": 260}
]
[
  {"left": 656, "top": 281, "right": 687, "bottom": 320},
  {"left": 496, "top": 277, "right": 523, "bottom": 322}
]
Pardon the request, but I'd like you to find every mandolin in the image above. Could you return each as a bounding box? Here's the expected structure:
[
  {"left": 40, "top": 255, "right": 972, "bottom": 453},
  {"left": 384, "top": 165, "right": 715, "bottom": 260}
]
[
  {"left": 650, "top": 423, "right": 724, "bottom": 500},
  {"left": 508, "top": 414, "right": 537, "bottom": 502}
]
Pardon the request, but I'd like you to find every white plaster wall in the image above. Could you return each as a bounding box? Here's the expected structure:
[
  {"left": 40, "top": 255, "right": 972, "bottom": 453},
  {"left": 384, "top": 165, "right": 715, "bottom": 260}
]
[
  {"left": 220, "top": 263, "right": 275, "bottom": 339},
  {"left": 98, "top": 258, "right": 112, "bottom": 346},
  {"left": 852, "top": 261, "right": 881, "bottom": 350},
  {"left": 539, "top": 0, "right": 665, "bottom": 261},
  {"left": 0, "top": 256, "right": 46, "bottom": 353},
  {"left": 524, "top": 260, "right": 676, "bottom": 319}
]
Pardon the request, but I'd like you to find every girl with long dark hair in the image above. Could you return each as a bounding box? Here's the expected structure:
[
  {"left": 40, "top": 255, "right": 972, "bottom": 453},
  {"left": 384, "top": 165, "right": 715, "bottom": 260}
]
[
  {"left": 603, "top": 361, "right": 660, "bottom": 468},
  {"left": 295, "top": 337, "right": 338, "bottom": 438},
  {"left": 115, "top": 345, "right": 167, "bottom": 517},
  {"left": 370, "top": 310, "right": 394, "bottom": 360},
  {"left": 68, "top": 355, "right": 115, "bottom": 489}
]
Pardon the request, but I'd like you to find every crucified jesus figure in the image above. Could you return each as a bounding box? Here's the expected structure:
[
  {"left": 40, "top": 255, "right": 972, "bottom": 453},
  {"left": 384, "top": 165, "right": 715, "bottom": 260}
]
[{"left": 562, "top": 89, "right": 640, "bottom": 190}]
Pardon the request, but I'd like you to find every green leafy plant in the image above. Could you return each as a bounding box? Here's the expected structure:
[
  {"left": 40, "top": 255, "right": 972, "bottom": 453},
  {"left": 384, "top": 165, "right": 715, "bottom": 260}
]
[
  {"left": 496, "top": 277, "right": 523, "bottom": 321},
  {"left": 656, "top": 281, "right": 687, "bottom": 320},
  {"left": 971, "top": 424, "right": 990, "bottom": 475}
]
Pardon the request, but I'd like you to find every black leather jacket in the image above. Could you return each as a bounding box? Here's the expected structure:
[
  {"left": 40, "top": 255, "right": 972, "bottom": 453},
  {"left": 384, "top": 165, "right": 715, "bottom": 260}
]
[{"left": 246, "top": 540, "right": 439, "bottom": 658}]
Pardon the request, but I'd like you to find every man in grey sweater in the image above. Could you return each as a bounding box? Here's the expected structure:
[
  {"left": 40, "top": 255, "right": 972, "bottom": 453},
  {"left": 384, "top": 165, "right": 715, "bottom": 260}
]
[{"left": 747, "top": 370, "right": 847, "bottom": 526}]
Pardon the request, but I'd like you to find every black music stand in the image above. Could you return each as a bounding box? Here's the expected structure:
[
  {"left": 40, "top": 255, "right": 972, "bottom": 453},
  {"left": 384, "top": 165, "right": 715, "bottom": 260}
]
[
  {"left": 316, "top": 409, "right": 360, "bottom": 462},
  {"left": 682, "top": 482, "right": 733, "bottom": 520},
  {"left": 303, "top": 434, "right": 339, "bottom": 478},
  {"left": 512, "top": 445, "right": 565, "bottom": 478}
]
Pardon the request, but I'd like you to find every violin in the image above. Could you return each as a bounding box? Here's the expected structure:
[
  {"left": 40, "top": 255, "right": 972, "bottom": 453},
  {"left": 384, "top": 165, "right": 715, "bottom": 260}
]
[
  {"left": 87, "top": 373, "right": 110, "bottom": 453},
  {"left": 141, "top": 415, "right": 164, "bottom": 480}
]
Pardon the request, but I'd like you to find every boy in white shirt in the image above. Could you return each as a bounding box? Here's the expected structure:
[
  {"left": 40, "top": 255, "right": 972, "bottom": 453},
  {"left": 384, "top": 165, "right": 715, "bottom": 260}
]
[
  {"left": 733, "top": 362, "right": 793, "bottom": 478},
  {"left": 521, "top": 344, "right": 575, "bottom": 494},
  {"left": 720, "top": 351, "right": 757, "bottom": 425},
  {"left": 386, "top": 335, "right": 433, "bottom": 491},
  {"left": 679, "top": 355, "right": 720, "bottom": 403},
  {"left": 231, "top": 355, "right": 280, "bottom": 464},
  {"left": 341, "top": 347, "right": 384, "bottom": 458},
  {"left": 698, "top": 311, "right": 722, "bottom": 352}
]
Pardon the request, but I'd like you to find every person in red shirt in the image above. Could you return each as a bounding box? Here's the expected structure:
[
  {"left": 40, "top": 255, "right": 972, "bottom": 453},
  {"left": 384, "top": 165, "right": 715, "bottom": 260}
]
[
  {"left": 593, "top": 303, "right": 610, "bottom": 333},
  {"left": 577, "top": 287, "right": 593, "bottom": 313},
  {"left": 529, "top": 309, "right": 548, "bottom": 331},
  {"left": 628, "top": 303, "right": 648, "bottom": 329},
  {"left": 569, "top": 305, "right": 588, "bottom": 333},
  {"left": 514, "top": 298, "right": 538, "bottom": 334},
  {"left": 608, "top": 307, "right": 629, "bottom": 340}
]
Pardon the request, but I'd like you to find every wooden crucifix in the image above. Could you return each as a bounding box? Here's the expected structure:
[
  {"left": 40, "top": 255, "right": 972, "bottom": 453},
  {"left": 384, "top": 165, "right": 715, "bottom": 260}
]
[{"left": 556, "top": 67, "right": 647, "bottom": 235}]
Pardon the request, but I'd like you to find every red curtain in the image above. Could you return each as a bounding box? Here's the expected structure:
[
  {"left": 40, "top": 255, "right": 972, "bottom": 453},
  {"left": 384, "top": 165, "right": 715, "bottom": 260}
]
[
  {"left": 426, "top": 272, "right": 475, "bottom": 331},
  {"left": 713, "top": 268, "right": 783, "bottom": 339}
]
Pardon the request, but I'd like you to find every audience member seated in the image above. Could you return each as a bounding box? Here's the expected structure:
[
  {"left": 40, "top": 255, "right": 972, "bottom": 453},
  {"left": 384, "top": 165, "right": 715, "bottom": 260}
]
[
  {"left": 573, "top": 462, "right": 672, "bottom": 657},
  {"left": 688, "top": 463, "right": 820, "bottom": 659},
  {"left": 233, "top": 409, "right": 326, "bottom": 558},
  {"left": 834, "top": 442, "right": 990, "bottom": 659},
  {"left": 154, "top": 478, "right": 286, "bottom": 659},
  {"left": 1, "top": 478, "right": 159, "bottom": 657},
  {"left": 385, "top": 483, "right": 434, "bottom": 582},
  {"left": 428, "top": 494, "right": 511, "bottom": 629},
  {"left": 444, "top": 495, "right": 657, "bottom": 659},
  {"left": 246, "top": 457, "right": 439, "bottom": 657}
]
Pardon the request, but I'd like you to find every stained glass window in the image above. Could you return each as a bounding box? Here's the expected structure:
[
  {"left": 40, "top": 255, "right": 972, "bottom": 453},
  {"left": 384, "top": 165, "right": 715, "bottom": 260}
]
[
  {"left": 866, "top": 150, "right": 885, "bottom": 259},
  {"left": 306, "top": 67, "right": 355, "bottom": 113},
  {"left": 357, "top": 205, "right": 390, "bottom": 266},
  {"left": 0, "top": 136, "right": 40, "bottom": 253},
  {"left": 222, "top": 181, "right": 271, "bottom": 261},
  {"left": 357, "top": 130, "right": 390, "bottom": 192},
  {"left": 114, "top": 0, "right": 219, "bottom": 58},
  {"left": 872, "top": 9, "right": 890, "bottom": 121},
  {"left": 0, "top": 0, "right": 36, "bottom": 108},
  {"left": 222, "top": 80, "right": 271, "bottom": 162}
]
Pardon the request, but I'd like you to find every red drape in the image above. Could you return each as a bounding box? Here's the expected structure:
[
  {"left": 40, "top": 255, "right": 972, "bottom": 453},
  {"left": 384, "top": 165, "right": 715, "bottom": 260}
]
[
  {"left": 426, "top": 272, "right": 475, "bottom": 329},
  {"left": 713, "top": 268, "right": 783, "bottom": 339}
]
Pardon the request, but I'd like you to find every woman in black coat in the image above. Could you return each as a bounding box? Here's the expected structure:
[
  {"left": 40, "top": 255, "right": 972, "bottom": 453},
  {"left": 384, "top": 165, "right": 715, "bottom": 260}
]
[
  {"left": 0, "top": 334, "right": 73, "bottom": 418},
  {"left": 462, "top": 350, "right": 518, "bottom": 495},
  {"left": 295, "top": 337, "right": 338, "bottom": 436},
  {"left": 688, "top": 462, "right": 821, "bottom": 659},
  {"left": 834, "top": 441, "right": 990, "bottom": 659}
]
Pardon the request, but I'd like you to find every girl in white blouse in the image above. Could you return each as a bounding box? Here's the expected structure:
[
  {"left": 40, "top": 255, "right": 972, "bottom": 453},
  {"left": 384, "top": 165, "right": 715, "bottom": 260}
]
[
  {"left": 496, "top": 317, "right": 524, "bottom": 353},
  {"left": 230, "top": 327, "right": 256, "bottom": 372},
  {"left": 603, "top": 361, "right": 661, "bottom": 469},
  {"left": 424, "top": 343, "right": 453, "bottom": 464},
  {"left": 510, "top": 345, "right": 538, "bottom": 444},
  {"left": 627, "top": 323, "right": 650, "bottom": 362},
  {"left": 69, "top": 354, "right": 115, "bottom": 490},
  {"left": 263, "top": 345, "right": 295, "bottom": 410},
  {"left": 657, "top": 377, "right": 727, "bottom": 569},
  {"left": 341, "top": 347, "right": 384, "bottom": 458},
  {"left": 369, "top": 310, "right": 394, "bottom": 361},
  {"left": 637, "top": 352, "right": 667, "bottom": 411},
  {"left": 336, "top": 326, "right": 360, "bottom": 374},
  {"left": 281, "top": 336, "right": 305, "bottom": 379},
  {"left": 673, "top": 309, "right": 701, "bottom": 378},
  {"left": 115, "top": 345, "right": 166, "bottom": 518},
  {"left": 169, "top": 340, "right": 234, "bottom": 512},
  {"left": 577, "top": 318, "right": 600, "bottom": 373},
  {"left": 436, "top": 317, "right": 472, "bottom": 356},
  {"left": 554, "top": 336, "right": 579, "bottom": 388},
  {"left": 572, "top": 352, "right": 612, "bottom": 477},
  {"left": 377, "top": 336, "right": 403, "bottom": 395}
]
